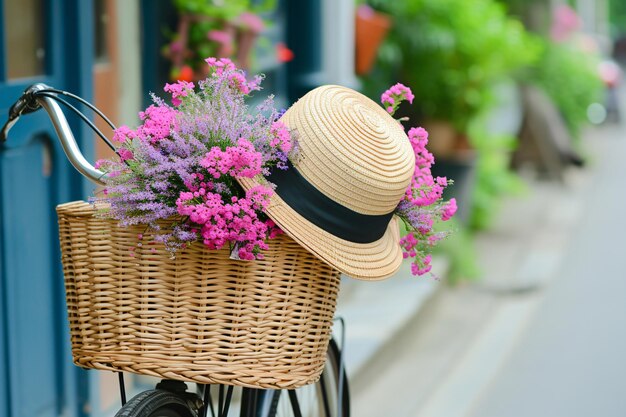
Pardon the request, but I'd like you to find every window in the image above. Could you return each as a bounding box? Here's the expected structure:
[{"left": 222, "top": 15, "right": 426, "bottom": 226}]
[{"left": 5, "top": 0, "right": 46, "bottom": 79}]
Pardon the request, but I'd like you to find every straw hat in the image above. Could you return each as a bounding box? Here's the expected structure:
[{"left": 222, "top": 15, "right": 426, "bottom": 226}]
[{"left": 239, "top": 85, "right": 415, "bottom": 280}]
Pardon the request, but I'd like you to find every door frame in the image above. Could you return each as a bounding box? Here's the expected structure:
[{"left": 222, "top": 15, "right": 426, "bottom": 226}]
[{"left": 0, "top": 1, "right": 95, "bottom": 417}]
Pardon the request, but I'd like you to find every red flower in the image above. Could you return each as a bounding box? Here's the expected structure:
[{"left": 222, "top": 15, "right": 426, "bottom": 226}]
[
  {"left": 276, "top": 43, "right": 294, "bottom": 63},
  {"left": 171, "top": 65, "right": 194, "bottom": 83}
]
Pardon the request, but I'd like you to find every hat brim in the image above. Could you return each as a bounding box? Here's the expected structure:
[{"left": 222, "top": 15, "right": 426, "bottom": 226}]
[{"left": 238, "top": 176, "right": 403, "bottom": 280}]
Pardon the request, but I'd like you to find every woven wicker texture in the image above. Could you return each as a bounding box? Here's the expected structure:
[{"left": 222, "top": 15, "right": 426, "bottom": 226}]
[
  {"left": 239, "top": 85, "right": 414, "bottom": 281},
  {"left": 57, "top": 201, "right": 341, "bottom": 389}
]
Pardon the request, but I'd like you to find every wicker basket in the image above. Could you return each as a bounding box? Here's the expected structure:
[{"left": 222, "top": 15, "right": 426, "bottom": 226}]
[{"left": 57, "top": 201, "right": 341, "bottom": 389}]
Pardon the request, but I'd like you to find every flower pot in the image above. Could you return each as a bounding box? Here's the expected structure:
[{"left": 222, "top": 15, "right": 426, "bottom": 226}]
[
  {"left": 235, "top": 12, "right": 264, "bottom": 70},
  {"left": 355, "top": 5, "right": 391, "bottom": 75},
  {"left": 211, "top": 22, "right": 237, "bottom": 58},
  {"left": 236, "top": 29, "right": 259, "bottom": 70},
  {"left": 422, "top": 119, "right": 461, "bottom": 158}
]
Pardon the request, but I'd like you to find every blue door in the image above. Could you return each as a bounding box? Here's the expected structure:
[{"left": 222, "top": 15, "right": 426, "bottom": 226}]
[{"left": 0, "top": 1, "right": 94, "bottom": 417}]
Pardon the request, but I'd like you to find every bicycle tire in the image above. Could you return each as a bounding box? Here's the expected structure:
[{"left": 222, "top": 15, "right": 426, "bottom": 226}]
[
  {"left": 261, "top": 339, "right": 350, "bottom": 417},
  {"left": 114, "top": 389, "right": 196, "bottom": 417}
]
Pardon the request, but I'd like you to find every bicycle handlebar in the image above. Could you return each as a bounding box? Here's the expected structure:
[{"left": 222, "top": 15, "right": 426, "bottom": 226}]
[{"left": 1, "top": 83, "right": 108, "bottom": 185}]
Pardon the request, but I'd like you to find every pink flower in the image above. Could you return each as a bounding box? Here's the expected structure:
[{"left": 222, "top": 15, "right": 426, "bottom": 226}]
[
  {"left": 205, "top": 57, "right": 236, "bottom": 76},
  {"left": 112, "top": 125, "right": 136, "bottom": 143},
  {"left": 169, "top": 41, "right": 183, "bottom": 54},
  {"left": 403, "top": 127, "right": 445, "bottom": 207},
  {"left": 228, "top": 139, "right": 263, "bottom": 177},
  {"left": 270, "top": 121, "right": 292, "bottom": 153},
  {"left": 266, "top": 219, "right": 284, "bottom": 239},
  {"left": 199, "top": 139, "right": 263, "bottom": 179},
  {"left": 175, "top": 186, "right": 272, "bottom": 259},
  {"left": 441, "top": 198, "right": 457, "bottom": 221},
  {"left": 203, "top": 57, "right": 261, "bottom": 94},
  {"left": 551, "top": 4, "right": 581, "bottom": 42},
  {"left": 357, "top": 4, "right": 375, "bottom": 19},
  {"left": 228, "top": 72, "right": 251, "bottom": 95},
  {"left": 164, "top": 80, "right": 194, "bottom": 106},
  {"left": 411, "top": 254, "right": 432, "bottom": 276},
  {"left": 137, "top": 105, "right": 178, "bottom": 143},
  {"left": 117, "top": 148, "right": 134, "bottom": 162},
  {"left": 207, "top": 30, "right": 232, "bottom": 44},
  {"left": 246, "top": 185, "right": 273, "bottom": 210},
  {"left": 237, "top": 12, "right": 265, "bottom": 33},
  {"left": 381, "top": 83, "right": 415, "bottom": 115}
]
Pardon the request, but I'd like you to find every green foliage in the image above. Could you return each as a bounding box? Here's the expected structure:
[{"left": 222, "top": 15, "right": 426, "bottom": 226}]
[
  {"left": 468, "top": 130, "right": 526, "bottom": 230},
  {"left": 530, "top": 41, "right": 603, "bottom": 139},
  {"left": 361, "top": 0, "right": 540, "bottom": 282},
  {"left": 173, "top": 0, "right": 276, "bottom": 20},
  {"left": 367, "top": 0, "right": 540, "bottom": 131},
  {"left": 610, "top": 0, "right": 626, "bottom": 35},
  {"left": 434, "top": 218, "right": 481, "bottom": 284},
  {"left": 188, "top": 20, "right": 221, "bottom": 63}
]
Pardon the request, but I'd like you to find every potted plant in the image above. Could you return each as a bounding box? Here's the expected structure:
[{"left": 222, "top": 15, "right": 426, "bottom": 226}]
[
  {"left": 364, "top": 0, "right": 539, "bottom": 224},
  {"left": 354, "top": 4, "right": 392, "bottom": 75},
  {"left": 164, "top": 0, "right": 276, "bottom": 81}
]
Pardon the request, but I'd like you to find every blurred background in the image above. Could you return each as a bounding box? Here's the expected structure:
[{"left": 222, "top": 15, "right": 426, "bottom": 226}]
[{"left": 0, "top": 0, "right": 625, "bottom": 416}]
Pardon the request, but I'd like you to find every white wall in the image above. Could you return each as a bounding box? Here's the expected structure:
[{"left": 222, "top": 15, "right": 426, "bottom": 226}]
[
  {"left": 116, "top": 0, "right": 142, "bottom": 126},
  {"left": 321, "top": 0, "right": 360, "bottom": 89}
]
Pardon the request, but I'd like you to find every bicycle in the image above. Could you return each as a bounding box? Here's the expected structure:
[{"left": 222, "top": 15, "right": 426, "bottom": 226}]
[{"left": 1, "top": 83, "right": 350, "bottom": 417}]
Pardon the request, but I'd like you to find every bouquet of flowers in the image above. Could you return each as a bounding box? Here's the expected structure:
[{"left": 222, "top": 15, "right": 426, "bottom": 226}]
[
  {"left": 94, "top": 59, "right": 455, "bottom": 276},
  {"left": 94, "top": 57, "right": 295, "bottom": 261},
  {"left": 380, "top": 83, "right": 457, "bottom": 276}
]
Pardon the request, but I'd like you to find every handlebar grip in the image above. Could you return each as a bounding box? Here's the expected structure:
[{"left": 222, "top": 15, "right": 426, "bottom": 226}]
[
  {"left": 0, "top": 118, "right": 18, "bottom": 142},
  {"left": 1, "top": 84, "right": 47, "bottom": 142}
]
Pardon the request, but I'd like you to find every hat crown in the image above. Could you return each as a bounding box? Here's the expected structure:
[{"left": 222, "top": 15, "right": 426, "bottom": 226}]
[{"left": 282, "top": 85, "right": 415, "bottom": 215}]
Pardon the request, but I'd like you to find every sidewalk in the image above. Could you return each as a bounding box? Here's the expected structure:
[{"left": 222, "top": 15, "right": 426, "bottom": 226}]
[
  {"left": 334, "top": 257, "right": 445, "bottom": 379},
  {"left": 339, "top": 119, "right": 611, "bottom": 416}
]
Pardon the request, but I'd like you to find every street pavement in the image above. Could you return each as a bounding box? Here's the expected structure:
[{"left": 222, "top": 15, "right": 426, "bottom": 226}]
[
  {"left": 351, "top": 118, "right": 626, "bottom": 416},
  {"left": 465, "top": 123, "right": 626, "bottom": 417}
]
